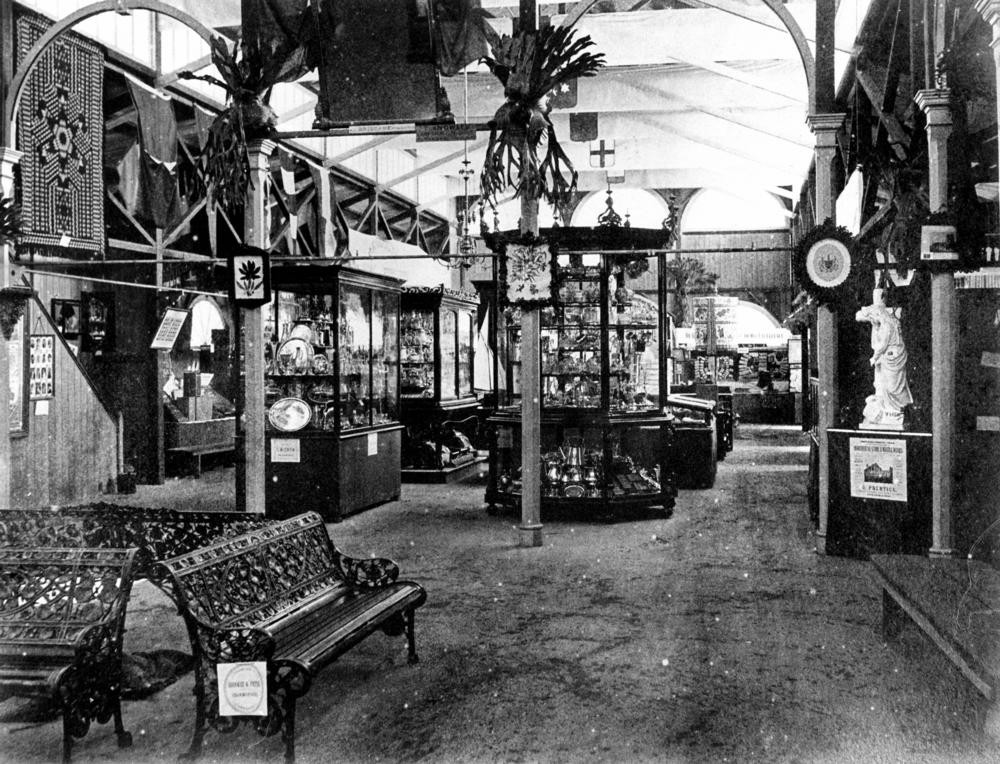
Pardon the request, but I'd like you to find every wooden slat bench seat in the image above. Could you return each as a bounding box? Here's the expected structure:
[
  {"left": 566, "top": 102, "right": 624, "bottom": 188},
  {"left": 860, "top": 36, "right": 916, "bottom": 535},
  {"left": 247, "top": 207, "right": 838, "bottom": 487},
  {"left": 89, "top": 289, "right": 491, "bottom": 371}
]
[
  {"left": 166, "top": 441, "right": 236, "bottom": 477},
  {"left": 0, "top": 547, "right": 142, "bottom": 762},
  {"left": 870, "top": 554, "right": 1000, "bottom": 734},
  {"left": 157, "top": 511, "right": 426, "bottom": 763}
]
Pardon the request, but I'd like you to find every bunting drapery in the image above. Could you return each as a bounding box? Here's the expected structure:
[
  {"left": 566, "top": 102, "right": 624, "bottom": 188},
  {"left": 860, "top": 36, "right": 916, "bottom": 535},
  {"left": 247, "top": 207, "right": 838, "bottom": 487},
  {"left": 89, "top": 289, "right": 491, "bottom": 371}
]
[{"left": 126, "top": 77, "right": 183, "bottom": 230}]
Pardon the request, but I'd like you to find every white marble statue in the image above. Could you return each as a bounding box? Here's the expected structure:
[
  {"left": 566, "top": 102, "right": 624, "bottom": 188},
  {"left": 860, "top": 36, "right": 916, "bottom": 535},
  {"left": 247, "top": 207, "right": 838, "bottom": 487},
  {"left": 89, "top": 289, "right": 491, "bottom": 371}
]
[{"left": 855, "top": 289, "right": 913, "bottom": 430}]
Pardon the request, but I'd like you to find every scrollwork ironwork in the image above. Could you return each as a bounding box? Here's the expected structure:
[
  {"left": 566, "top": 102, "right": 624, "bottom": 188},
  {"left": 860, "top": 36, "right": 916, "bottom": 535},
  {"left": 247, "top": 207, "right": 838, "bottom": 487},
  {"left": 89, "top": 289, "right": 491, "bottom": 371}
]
[
  {"left": 160, "top": 512, "right": 426, "bottom": 763},
  {"left": 0, "top": 547, "right": 138, "bottom": 761}
]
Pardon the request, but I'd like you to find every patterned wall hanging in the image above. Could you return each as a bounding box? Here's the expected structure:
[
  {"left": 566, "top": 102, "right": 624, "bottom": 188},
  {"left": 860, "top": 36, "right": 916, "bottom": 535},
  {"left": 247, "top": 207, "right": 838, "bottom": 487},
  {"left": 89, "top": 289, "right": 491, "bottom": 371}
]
[
  {"left": 15, "top": 12, "right": 105, "bottom": 258},
  {"left": 499, "top": 236, "right": 557, "bottom": 308}
]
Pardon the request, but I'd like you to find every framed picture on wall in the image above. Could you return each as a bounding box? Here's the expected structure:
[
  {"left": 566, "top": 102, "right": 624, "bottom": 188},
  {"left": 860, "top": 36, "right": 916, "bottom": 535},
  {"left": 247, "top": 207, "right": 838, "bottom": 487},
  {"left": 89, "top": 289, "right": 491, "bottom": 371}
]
[
  {"left": 29, "top": 335, "right": 55, "bottom": 400},
  {"left": 51, "top": 298, "right": 82, "bottom": 339},
  {"left": 81, "top": 291, "right": 115, "bottom": 355}
]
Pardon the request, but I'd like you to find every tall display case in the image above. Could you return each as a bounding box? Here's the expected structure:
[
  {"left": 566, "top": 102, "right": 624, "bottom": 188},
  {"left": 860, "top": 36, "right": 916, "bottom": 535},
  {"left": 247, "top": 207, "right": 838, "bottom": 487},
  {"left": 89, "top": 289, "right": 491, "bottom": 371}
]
[
  {"left": 486, "top": 249, "right": 677, "bottom": 518},
  {"left": 263, "top": 266, "right": 403, "bottom": 521},
  {"left": 399, "top": 286, "right": 484, "bottom": 481}
]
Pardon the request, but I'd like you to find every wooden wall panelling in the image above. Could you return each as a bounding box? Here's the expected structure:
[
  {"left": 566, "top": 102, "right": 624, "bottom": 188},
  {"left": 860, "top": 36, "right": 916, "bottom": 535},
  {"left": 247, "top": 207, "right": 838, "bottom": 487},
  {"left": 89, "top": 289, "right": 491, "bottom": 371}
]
[{"left": 9, "top": 292, "right": 118, "bottom": 508}]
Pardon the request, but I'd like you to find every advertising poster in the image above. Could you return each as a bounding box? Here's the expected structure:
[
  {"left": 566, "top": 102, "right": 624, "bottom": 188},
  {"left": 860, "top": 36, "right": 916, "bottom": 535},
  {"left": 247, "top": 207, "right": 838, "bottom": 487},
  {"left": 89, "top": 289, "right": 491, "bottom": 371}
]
[{"left": 849, "top": 437, "right": 907, "bottom": 502}]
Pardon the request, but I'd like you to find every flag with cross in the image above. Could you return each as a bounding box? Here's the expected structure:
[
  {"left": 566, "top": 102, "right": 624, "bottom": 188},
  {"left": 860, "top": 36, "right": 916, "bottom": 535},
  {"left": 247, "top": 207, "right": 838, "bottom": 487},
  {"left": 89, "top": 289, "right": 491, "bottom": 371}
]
[{"left": 589, "top": 139, "right": 615, "bottom": 168}]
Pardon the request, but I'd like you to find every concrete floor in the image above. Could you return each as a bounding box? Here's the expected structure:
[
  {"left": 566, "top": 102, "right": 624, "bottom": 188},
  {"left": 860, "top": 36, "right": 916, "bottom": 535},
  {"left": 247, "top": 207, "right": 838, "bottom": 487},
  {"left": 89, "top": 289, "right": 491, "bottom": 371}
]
[{"left": 2, "top": 424, "right": 998, "bottom": 763}]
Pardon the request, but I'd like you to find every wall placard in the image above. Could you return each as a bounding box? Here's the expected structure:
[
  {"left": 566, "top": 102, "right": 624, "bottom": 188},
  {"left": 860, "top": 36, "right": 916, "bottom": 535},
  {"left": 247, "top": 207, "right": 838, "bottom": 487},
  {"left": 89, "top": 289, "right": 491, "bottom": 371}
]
[
  {"left": 849, "top": 437, "right": 907, "bottom": 502},
  {"left": 271, "top": 438, "right": 301, "bottom": 463},
  {"left": 216, "top": 662, "right": 267, "bottom": 716},
  {"left": 29, "top": 334, "right": 55, "bottom": 400},
  {"left": 150, "top": 307, "right": 190, "bottom": 351}
]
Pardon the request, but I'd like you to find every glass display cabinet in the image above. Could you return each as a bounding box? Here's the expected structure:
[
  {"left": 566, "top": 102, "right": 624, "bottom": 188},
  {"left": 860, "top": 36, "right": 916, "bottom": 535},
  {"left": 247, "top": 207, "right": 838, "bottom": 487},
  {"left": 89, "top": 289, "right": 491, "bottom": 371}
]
[
  {"left": 399, "top": 285, "right": 484, "bottom": 481},
  {"left": 486, "top": 249, "right": 678, "bottom": 518},
  {"left": 262, "top": 266, "right": 403, "bottom": 521}
]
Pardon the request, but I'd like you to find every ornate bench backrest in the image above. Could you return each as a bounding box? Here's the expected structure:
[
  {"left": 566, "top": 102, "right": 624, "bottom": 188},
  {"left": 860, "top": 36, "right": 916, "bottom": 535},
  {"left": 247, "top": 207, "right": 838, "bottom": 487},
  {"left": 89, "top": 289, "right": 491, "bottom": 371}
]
[
  {"left": 0, "top": 509, "right": 121, "bottom": 549},
  {"left": 0, "top": 547, "right": 139, "bottom": 650},
  {"left": 159, "top": 512, "right": 343, "bottom": 630},
  {"left": 119, "top": 509, "right": 273, "bottom": 563}
]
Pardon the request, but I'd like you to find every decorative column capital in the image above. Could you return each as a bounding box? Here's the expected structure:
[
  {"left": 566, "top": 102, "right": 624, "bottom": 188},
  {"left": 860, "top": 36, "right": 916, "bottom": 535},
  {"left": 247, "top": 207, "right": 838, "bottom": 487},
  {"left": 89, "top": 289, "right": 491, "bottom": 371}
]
[
  {"left": 246, "top": 139, "right": 277, "bottom": 169},
  {"left": 915, "top": 89, "right": 953, "bottom": 125},
  {"left": 0, "top": 147, "right": 23, "bottom": 167},
  {"left": 807, "top": 113, "right": 846, "bottom": 147}
]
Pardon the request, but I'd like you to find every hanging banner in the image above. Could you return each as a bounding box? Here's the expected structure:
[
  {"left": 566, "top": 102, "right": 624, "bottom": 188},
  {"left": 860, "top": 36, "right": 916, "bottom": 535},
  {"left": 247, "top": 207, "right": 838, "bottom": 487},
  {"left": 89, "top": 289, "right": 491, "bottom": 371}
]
[
  {"left": 849, "top": 437, "right": 907, "bottom": 503},
  {"left": 150, "top": 307, "right": 190, "bottom": 351}
]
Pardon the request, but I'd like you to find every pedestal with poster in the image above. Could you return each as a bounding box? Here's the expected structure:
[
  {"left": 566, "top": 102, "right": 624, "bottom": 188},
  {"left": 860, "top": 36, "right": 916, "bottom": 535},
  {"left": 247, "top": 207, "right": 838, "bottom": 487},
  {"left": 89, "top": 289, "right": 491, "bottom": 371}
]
[{"left": 826, "top": 428, "right": 932, "bottom": 558}]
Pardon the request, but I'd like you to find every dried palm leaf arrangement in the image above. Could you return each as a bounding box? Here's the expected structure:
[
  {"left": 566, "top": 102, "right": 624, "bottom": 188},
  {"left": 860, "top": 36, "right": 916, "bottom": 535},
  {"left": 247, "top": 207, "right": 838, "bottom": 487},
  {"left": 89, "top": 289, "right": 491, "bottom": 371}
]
[{"left": 480, "top": 26, "right": 604, "bottom": 205}]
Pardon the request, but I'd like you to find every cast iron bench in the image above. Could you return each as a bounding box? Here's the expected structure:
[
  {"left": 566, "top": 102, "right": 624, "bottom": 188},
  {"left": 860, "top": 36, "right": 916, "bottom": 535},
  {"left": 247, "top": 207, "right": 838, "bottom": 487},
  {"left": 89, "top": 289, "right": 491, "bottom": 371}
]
[
  {"left": 0, "top": 504, "right": 270, "bottom": 582},
  {"left": 0, "top": 547, "right": 143, "bottom": 762},
  {"left": 870, "top": 554, "right": 1000, "bottom": 734},
  {"left": 157, "top": 511, "right": 426, "bottom": 763}
]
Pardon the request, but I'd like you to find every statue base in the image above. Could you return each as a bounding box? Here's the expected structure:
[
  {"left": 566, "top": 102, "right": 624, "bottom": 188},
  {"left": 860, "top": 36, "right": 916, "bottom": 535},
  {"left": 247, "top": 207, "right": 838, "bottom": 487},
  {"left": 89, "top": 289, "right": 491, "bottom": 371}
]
[
  {"left": 859, "top": 420, "right": 905, "bottom": 431},
  {"left": 860, "top": 396, "right": 905, "bottom": 431}
]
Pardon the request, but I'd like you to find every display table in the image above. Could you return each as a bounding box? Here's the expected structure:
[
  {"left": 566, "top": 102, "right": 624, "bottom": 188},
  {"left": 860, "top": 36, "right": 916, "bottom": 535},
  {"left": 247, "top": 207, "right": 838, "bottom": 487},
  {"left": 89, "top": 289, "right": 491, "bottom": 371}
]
[
  {"left": 826, "top": 428, "right": 933, "bottom": 558},
  {"left": 486, "top": 407, "right": 676, "bottom": 518}
]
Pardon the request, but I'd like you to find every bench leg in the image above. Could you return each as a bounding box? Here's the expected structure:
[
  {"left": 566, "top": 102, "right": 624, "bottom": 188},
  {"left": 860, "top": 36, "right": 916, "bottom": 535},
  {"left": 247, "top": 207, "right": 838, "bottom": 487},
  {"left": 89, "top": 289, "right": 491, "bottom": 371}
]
[
  {"left": 61, "top": 716, "right": 73, "bottom": 764},
  {"left": 882, "top": 588, "right": 906, "bottom": 642},
  {"left": 179, "top": 680, "right": 207, "bottom": 760},
  {"left": 281, "top": 695, "right": 297, "bottom": 764},
  {"left": 406, "top": 609, "right": 419, "bottom": 665},
  {"left": 113, "top": 696, "right": 133, "bottom": 749}
]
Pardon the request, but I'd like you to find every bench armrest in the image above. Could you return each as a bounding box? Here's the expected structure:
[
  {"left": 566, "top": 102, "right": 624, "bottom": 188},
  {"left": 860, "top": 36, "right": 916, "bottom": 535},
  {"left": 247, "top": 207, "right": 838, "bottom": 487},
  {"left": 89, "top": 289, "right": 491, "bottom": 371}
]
[
  {"left": 185, "top": 614, "right": 277, "bottom": 665},
  {"left": 332, "top": 549, "right": 399, "bottom": 589},
  {"left": 72, "top": 620, "right": 123, "bottom": 668}
]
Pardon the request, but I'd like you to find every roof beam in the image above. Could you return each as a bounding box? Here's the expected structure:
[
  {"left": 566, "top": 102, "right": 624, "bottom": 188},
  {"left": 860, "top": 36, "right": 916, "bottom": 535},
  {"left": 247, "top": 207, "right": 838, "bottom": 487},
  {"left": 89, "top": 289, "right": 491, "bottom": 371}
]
[
  {"left": 854, "top": 65, "right": 909, "bottom": 158},
  {"left": 275, "top": 99, "right": 317, "bottom": 126},
  {"left": 155, "top": 54, "right": 212, "bottom": 89},
  {"left": 632, "top": 113, "right": 806, "bottom": 175},
  {"left": 621, "top": 78, "right": 811, "bottom": 148},
  {"left": 664, "top": 52, "right": 804, "bottom": 103},
  {"left": 685, "top": 0, "right": 853, "bottom": 56},
  {"left": 381, "top": 137, "right": 489, "bottom": 190},
  {"left": 324, "top": 135, "right": 400, "bottom": 166}
]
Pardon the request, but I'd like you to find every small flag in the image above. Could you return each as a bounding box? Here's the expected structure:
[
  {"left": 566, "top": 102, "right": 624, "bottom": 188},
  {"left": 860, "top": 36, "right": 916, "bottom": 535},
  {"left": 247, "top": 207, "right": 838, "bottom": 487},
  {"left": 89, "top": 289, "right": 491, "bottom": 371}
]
[
  {"left": 589, "top": 139, "right": 615, "bottom": 168},
  {"left": 550, "top": 78, "right": 578, "bottom": 109},
  {"left": 570, "top": 112, "right": 598, "bottom": 142}
]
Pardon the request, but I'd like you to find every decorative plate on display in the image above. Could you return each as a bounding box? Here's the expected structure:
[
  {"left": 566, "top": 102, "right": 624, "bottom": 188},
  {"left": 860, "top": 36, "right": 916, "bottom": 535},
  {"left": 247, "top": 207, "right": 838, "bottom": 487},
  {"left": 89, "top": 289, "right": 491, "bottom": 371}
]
[
  {"left": 311, "top": 354, "right": 330, "bottom": 374},
  {"left": 805, "top": 238, "right": 851, "bottom": 288},
  {"left": 275, "top": 337, "right": 314, "bottom": 374},
  {"left": 268, "top": 397, "right": 312, "bottom": 432}
]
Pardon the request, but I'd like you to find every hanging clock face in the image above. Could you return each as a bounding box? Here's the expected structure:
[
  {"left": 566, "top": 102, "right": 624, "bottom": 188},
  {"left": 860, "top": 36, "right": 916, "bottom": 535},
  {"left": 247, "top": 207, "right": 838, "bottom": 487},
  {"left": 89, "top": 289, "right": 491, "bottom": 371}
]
[{"left": 805, "top": 238, "right": 851, "bottom": 288}]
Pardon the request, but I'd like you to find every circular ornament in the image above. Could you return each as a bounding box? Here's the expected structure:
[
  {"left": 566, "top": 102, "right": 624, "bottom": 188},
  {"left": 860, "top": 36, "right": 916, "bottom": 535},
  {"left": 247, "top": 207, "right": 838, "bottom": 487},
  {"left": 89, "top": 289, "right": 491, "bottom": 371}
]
[
  {"left": 793, "top": 222, "right": 859, "bottom": 305},
  {"left": 805, "top": 238, "right": 852, "bottom": 288}
]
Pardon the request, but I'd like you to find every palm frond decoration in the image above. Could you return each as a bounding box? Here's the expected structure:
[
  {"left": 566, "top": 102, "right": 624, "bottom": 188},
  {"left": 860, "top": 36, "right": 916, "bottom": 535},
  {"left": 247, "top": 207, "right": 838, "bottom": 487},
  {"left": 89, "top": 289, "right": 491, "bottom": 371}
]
[
  {"left": 0, "top": 197, "right": 23, "bottom": 247},
  {"left": 663, "top": 258, "right": 719, "bottom": 327},
  {"left": 179, "top": 36, "right": 280, "bottom": 212},
  {"left": 480, "top": 25, "right": 605, "bottom": 205}
]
